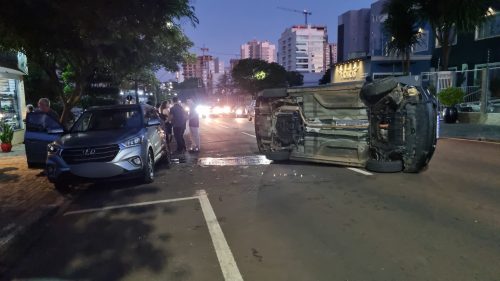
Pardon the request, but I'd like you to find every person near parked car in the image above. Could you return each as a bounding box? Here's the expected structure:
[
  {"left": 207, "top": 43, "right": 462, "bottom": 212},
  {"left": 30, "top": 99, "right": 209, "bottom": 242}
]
[
  {"left": 186, "top": 98, "right": 200, "bottom": 152},
  {"left": 159, "top": 100, "right": 173, "bottom": 148},
  {"left": 37, "top": 98, "right": 59, "bottom": 122},
  {"left": 169, "top": 97, "right": 187, "bottom": 153}
]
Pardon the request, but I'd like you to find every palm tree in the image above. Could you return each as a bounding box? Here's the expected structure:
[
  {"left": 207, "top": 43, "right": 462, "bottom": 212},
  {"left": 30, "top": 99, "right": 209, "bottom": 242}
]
[
  {"left": 383, "top": 0, "right": 422, "bottom": 75},
  {"left": 413, "top": 0, "right": 491, "bottom": 70}
]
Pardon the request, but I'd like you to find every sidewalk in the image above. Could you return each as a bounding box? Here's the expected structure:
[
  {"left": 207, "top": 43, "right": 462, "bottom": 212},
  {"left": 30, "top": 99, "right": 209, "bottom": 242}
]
[
  {"left": 0, "top": 145, "right": 66, "bottom": 274},
  {"left": 440, "top": 123, "right": 500, "bottom": 142}
]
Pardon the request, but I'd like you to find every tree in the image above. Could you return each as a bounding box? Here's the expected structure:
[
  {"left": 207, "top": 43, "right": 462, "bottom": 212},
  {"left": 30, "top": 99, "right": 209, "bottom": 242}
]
[
  {"left": 413, "top": 0, "right": 491, "bottom": 70},
  {"left": 217, "top": 73, "right": 233, "bottom": 95},
  {"left": 231, "top": 59, "right": 288, "bottom": 96},
  {"left": 383, "top": 0, "right": 421, "bottom": 74},
  {"left": 286, "top": 71, "right": 304, "bottom": 87},
  {"left": 0, "top": 0, "right": 197, "bottom": 126},
  {"left": 319, "top": 68, "right": 332, "bottom": 85}
]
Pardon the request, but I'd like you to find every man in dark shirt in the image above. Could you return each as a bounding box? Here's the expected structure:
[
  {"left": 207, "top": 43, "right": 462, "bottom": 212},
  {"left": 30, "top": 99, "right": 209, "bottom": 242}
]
[
  {"left": 169, "top": 97, "right": 187, "bottom": 153},
  {"left": 37, "top": 98, "right": 60, "bottom": 122}
]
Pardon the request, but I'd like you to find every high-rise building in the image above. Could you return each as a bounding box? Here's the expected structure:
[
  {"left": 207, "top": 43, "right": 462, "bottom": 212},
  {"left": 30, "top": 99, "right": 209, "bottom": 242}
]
[
  {"left": 330, "top": 43, "right": 338, "bottom": 65},
  {"left": 240, "top": 40, "right": 276, "bottom": 63},
  {"left": 337, "top": 8, "right": 371, "bottom": 62},
  {"left": 181, "top": 55, "right": 224, "bottom": 87},
  {"left": 278, "top": 25, "right": 328, "bottom": 73}
]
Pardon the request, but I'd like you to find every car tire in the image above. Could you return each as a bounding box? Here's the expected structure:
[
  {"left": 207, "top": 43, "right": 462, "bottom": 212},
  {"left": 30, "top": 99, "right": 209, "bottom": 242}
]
[
  {"left": 265, "top": 151, "right": 290, "bottom": 161},
  {"left": 365, "top": 159, "right": 403, "bottom": 173},
  {"left": 402, "top": 101, "right": 437, "bottom": 173},
  {"left": 360, "top": 78, "right": 398, "bottom": 105},
  {"left": 259, "top": 88, "right": 288, "bottom": 98},
  {"left": 143, "top": 150, "right": 154, "bottom": 183}
]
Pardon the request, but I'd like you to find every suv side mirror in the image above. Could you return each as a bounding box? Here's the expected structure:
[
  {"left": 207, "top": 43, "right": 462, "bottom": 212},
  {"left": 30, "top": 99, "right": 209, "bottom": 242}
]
[{"left": 147, "top": 119, "right": 160, "bottom": 127}]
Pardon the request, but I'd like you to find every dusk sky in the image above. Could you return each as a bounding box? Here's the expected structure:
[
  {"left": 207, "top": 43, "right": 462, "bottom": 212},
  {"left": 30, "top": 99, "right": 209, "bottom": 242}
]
[{"left": 158, "top": 0, "right": 376, "bottom": 81}]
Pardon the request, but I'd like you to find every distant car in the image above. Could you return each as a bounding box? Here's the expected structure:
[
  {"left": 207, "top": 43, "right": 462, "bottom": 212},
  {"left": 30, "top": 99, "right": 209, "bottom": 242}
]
[
  {"left": 254, "top": 78, "right": 437, "bottom": 173},
  {"left": 24, "top": 104, "right": 170, "bottom": 190},
  {"left": 234, "top": 105, "right": 246, "bottom": 118}
]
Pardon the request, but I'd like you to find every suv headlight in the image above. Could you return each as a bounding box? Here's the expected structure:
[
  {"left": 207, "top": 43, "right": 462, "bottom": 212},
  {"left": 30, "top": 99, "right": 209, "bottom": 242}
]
[
  {"left": 47, "top": 143, "right": 61, "bottom": 154},
  {"left": 122, "top": 136, "right": 142, "bottom": 147}
]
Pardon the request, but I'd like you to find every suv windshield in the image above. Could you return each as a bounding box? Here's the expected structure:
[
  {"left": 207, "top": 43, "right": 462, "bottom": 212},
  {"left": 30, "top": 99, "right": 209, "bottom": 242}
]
[{"left": 71, "top": 108, "right": 142, "bottom": 133}]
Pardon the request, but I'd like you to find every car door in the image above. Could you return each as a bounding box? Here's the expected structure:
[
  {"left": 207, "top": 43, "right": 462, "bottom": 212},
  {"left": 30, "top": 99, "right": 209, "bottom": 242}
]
[
  {"left": 144, "top": 107, "right": 164, "bottom": 159},
  {"left": 24, "top": 112, "right": 64, "bottom": 167}
]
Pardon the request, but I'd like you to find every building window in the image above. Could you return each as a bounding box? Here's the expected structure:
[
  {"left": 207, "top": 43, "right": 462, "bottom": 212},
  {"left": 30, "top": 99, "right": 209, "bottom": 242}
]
[{"left": 476, "top": 11, "right": 500, "bottom": 40}]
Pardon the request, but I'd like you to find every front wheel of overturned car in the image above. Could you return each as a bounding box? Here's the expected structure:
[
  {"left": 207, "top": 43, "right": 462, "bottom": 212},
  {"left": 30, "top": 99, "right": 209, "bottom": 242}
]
[
  {"left": 360, "top": 77, "right": 398, "bottom": 105},
  {"left": 365, "top": 159, "right": 403, "bottom": 173},
  {"left": 143, "top": 150, "right": 155, "bottom": 183},
  {"left": 265, "top": 150, "right": 291, "bottom": 161}
]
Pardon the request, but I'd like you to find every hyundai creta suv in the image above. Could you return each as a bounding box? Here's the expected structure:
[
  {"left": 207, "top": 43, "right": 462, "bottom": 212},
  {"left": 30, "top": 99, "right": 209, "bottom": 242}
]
[{"left": 24, "top": 104, "right": 170, "bottom": 190}]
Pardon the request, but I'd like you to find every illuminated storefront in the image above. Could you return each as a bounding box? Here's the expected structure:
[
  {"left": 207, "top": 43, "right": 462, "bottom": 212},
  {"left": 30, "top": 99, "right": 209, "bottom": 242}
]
[
  {"left": 331, "top": 58, "right": 370, "bottom": 84},
  {"left": 0, "top": 52, "right": 28, "bottom": 144}
]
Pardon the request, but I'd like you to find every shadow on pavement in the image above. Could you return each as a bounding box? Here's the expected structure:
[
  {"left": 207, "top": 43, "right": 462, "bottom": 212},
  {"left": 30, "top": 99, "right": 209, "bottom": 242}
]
[
  {"left": 6, "top": 187, "right": 182, "bottom": 281},
  {"left": 0, "top": 167, "right": 20, "bottom": 183}
]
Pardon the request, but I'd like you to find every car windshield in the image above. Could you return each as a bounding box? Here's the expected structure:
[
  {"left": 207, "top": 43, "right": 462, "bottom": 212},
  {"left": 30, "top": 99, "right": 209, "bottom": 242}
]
[{"left": 70, "top": 108, "right": 142, "bottom": 133}]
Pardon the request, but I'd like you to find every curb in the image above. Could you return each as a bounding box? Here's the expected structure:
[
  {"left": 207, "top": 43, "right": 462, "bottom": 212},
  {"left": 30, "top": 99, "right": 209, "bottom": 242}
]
[
  {"left": 0, "top": 197, "right": 65, "bottom": 275},
  {"left": 439, "top": 137, "right": 500, "bottom": 144}
]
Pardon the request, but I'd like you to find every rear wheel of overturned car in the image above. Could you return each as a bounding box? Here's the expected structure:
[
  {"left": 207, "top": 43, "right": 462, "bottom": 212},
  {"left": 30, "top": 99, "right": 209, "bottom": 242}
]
[
  {"left": 143, "top": 150, "right": 154, "bottom": 183},
  {"left": 265, "top": 151, "right": 291, "bottom": 161},
  {"left": 365, "top": 159, "right": 403, "bottom": 173},
  {"left": 360, "top": 77, "right": 398, "bottom": 105}
]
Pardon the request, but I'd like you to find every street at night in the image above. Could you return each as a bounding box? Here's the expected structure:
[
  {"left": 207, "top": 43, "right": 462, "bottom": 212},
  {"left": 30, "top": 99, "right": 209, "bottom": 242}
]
[{"left": 5, "top": 118, "right": 500, "bottom": 281}]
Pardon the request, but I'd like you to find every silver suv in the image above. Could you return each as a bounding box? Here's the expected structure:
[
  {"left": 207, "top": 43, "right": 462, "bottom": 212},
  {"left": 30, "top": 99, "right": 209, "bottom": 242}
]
[{"left": 24, "top": 104, "right": 169, "bottom": 190}]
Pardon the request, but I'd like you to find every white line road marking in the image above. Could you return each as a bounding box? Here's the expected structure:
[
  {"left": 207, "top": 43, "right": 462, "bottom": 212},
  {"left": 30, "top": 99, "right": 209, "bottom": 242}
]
[
  {"left": 63, "top": 191, "right": 244, "bottom": 280},
  {"left": 197, "top": 189, "right": 244, "bottom": 281},
  {"left": 347, "top": 167, "right": 373, "bottom": 176},
  {"left": 241, "top": 132, "right": 256, "bottom": 137},
  {"left": 63, "top": 196, "right": 199, "bottom": 216},
  {"left": 441, "top": 137, "right": 500, "bottom": 145}
]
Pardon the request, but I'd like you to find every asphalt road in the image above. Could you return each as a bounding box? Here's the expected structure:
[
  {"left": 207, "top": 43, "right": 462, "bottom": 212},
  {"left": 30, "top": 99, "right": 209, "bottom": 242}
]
[{"left": 5, "top": 117, "right": 500, "bottom": 281}]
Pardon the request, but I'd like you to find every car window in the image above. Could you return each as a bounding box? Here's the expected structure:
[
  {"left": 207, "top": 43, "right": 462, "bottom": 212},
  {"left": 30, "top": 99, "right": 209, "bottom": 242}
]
[
  {"left": 25, "top": 112, "right": 63, "bottom": 132},
  {"left": 144, "top": 107, "right": 160, "bottom": 123},
  {"left": 71, "top": 108, "right": 142, "bottom": 132}
]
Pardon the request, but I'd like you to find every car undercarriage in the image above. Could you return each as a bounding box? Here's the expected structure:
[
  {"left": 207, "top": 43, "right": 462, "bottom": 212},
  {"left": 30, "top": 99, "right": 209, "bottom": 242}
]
[{"left": 254, "top": 78, "right": 438, "bottom": 173}]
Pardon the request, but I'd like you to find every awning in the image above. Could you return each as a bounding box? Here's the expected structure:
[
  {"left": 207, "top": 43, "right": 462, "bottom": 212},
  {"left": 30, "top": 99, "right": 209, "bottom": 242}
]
[{"left": 0, "top": 66, "right": 26, "bottom": 79}]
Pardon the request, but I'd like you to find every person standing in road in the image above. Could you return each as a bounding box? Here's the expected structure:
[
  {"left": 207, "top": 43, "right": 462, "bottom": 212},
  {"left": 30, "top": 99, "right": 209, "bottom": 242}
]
[
  {"left": 186, "top": 99, "right": 200, "bottom": 152},
  {"left": 169, "top": 97, "right": 187, "bottom": 153},
  {"left": 37, "top": 98, "right": 59, "bottom": 122}
]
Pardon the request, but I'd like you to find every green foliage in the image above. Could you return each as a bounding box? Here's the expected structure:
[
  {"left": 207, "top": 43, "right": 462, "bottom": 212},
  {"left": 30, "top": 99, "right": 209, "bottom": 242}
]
[
  {"left": 0, "top": 122, "right": 14, "bottom": 144},
  {"left": 319, "top": 68, "right": 332, "bottom": 85},
  {"left": 61, "top": 64, "right": 76, "bottom": 95},
  {"left": 413, "top": 0, "right": 491, "bottom": 69},
  {"left": 177, "top": 78, "right": 202, "bottom": 89},
  {"left": 286, "top": 71, "right": 304, "bottom": 87},
  {"left": 0, "top": 0, "right": 198, "bottom": 124},
  {"left": 438, "top": 87, "right": 464, "bottom": 106},
  {"left": 383, "top": 0, "right": 421, "bottom": 74},
  {"left": 231, "top": 59, "right": 288, "bottom": 95}
]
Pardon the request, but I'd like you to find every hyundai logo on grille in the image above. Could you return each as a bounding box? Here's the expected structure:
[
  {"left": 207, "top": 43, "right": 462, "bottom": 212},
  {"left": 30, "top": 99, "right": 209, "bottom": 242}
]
[{"left": 83, "top": 148, "right": 96, "bottom": 156}]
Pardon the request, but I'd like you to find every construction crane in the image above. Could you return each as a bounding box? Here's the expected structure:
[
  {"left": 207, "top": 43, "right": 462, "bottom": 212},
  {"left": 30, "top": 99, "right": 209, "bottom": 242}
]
[{"left": 277, "top": 6, "right": 312, "bottom": 25}]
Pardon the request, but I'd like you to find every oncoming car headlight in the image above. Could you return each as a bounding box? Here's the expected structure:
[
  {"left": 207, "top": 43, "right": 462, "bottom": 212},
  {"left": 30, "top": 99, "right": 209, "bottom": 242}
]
[
  {"left": 47, "top": 143, "right": 61, "bottom": 154},
  {"left": 122, "top": 136, "right": 142, "bottom": 147}
]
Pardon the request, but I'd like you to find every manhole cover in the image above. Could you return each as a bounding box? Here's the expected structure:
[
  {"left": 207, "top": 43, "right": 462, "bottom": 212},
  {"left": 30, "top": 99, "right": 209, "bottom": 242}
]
[{"left": 198, "top": 155, "right": 272, "bottom": 166}]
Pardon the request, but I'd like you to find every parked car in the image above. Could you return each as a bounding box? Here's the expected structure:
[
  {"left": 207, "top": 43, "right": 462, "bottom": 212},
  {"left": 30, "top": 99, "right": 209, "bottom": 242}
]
[
  {"left": 24, "top": 104, "right": 170, "bottom": 190},
  {"left": 254, "top": 78, "right": 437, "bottom": 173}
]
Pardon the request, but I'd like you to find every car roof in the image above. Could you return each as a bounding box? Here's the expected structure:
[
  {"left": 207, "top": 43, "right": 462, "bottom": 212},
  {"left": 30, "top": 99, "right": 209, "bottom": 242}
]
[{"left": 87, "top": 104, "right": 153, "bottom": 111}]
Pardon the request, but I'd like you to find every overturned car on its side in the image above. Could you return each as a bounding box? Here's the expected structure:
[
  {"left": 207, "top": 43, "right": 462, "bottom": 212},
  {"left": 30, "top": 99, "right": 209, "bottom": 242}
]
[{"left": 254, "top": 78, "right": 437, "bottom": 173}]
